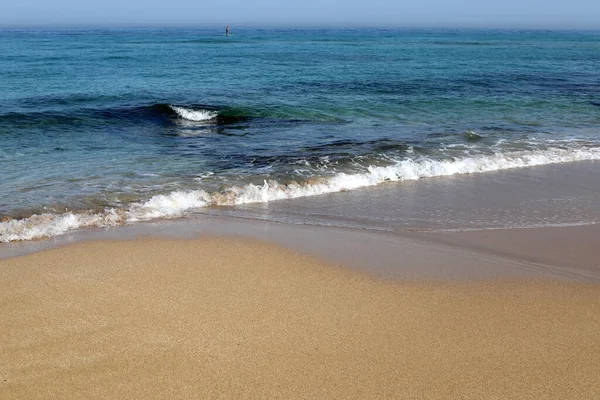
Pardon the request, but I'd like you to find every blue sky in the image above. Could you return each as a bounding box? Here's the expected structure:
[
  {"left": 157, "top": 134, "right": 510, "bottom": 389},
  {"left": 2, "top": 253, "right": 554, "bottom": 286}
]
[{"left": 2, "top": 0, "right": 600, "bottom": 29}]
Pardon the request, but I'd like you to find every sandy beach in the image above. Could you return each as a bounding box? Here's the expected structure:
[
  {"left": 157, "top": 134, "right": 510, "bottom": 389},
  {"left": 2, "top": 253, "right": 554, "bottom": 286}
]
[
  {"left": 3, "top": 24, "right": 600, "bottom": 400},
  {"left": 1, "top": 233, "right": 599, "bottom": 399}
]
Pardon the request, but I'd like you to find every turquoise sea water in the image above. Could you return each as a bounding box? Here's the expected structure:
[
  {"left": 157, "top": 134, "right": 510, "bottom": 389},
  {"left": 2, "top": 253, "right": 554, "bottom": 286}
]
[{"left": 1, "top": 28, "right": 599, "bottom": 241}]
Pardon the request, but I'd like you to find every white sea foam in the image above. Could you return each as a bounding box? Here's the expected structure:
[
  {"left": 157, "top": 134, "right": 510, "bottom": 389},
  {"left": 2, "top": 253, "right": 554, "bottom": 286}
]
[
  {"left": 127, "top": 190, "right": 211, "bottom": 221},
  {"left": 170, "top": 105, "right": 218, "bottom": 122},
  {"left": 2, "top": 146, "right": 600, "bottom": 242},
  {"left": 0, "top": 210, "right": 124, "bottom": 243}
]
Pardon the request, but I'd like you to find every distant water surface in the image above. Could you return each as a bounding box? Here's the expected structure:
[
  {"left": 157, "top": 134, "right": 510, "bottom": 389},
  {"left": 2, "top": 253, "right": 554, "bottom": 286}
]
[{"left": 1, "top": 28, "right": 599, "bottom": 241}]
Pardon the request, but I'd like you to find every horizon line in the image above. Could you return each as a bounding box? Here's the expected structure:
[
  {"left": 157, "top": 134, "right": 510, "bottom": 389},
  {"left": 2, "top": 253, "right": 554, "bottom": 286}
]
[{"left": 2, "top": 23, "right": 600, "bottom": 31}]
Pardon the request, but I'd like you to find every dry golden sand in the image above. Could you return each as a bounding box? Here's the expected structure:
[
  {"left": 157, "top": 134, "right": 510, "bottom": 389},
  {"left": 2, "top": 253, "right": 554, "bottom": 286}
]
[{"left": 1, "top": 237, "right": 599, "bottom": 399}]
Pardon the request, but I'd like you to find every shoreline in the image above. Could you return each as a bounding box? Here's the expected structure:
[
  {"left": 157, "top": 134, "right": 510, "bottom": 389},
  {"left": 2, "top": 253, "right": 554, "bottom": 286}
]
[
  {"left": 3, "top": 158, "right": 600, "bottom": 244},
  {"left": 1, "top": 235, "right": 599, "bottom": 398},
  {"left": 2, "top": 214, "right": 600, "bottom": 282},
  {"left": 3, "top": 158, "right": 600, "bottom": 283}
]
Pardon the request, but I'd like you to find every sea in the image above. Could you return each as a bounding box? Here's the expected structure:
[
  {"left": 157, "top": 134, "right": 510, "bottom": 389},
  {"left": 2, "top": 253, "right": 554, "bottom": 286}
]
[{"left": 1, "top": 27, "right": 600, "bottom": 242}]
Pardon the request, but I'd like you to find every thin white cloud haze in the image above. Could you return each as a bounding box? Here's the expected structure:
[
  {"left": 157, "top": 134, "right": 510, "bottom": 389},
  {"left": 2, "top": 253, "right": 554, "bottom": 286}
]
[{"left": 2, "top": 0, "right": 600, "bottom": 29}]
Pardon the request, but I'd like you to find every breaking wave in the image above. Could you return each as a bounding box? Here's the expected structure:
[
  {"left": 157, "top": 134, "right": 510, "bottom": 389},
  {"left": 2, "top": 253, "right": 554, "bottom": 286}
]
[
  {"left": 0, "top": 103, "right": 239, "bottom": 127},
  {"left": 169, "top": 105, "right": 218, "bottom": 122},
  {"left": 0, "top": 101, "right": 340, "bottom": 129},
  {"left": 2, "top": 146, "right": 600, "bottom": 242}
]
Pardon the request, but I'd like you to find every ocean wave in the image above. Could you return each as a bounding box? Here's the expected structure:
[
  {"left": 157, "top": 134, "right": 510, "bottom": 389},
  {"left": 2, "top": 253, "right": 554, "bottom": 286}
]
[
  {"left": 0, "top": 103, "right": 231, "bottom": 127},
  {"left": 2, "top": 146, "right": 600, "bottom": 242},
  {"left": 464, "top": 130, "right": 483, "bottom": 141},
  {"left": 0, "top": 210, "right": 124, "bottom": 243},
  {"left": 0, "top": 102, "right": 345, "bottom": 129},
  {"left": 169, "top": 105, "right": 218, "bottom": 122}
]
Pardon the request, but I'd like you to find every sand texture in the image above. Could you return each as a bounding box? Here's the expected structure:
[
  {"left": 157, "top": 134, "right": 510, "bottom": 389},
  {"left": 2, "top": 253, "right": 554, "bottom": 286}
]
[{"left": 1, "top": 237, "right": 599, "bottom": 399}]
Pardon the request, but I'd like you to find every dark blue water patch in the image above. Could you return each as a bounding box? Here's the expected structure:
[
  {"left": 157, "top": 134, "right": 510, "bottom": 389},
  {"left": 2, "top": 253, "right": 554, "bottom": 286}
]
[
  {"left": 0, "top": 102, "right": 349, "bottom": 131},
  {"left": 480, "top": 125, "right": 520, "bottom": 132},
  {"left": 302, "top": 139, "right": 360, "bottom": 150},
  {"left": 159, "top": 134, "right": 417, "bottom": 173},
  {"left": 0, "top": 111, "right": 87, "bottom": 130},
  {"left": 301, "top": 138, "right": 411, "bottom": 154},
  {"left": 18, "top": 93, "right": 116, "bottom": 108},
  {"left": 0, "top": 104, "right": 246, "bottom": 130},
  {"left": 539, "top": 80, "right": 600, "bottom": 95},
  {"left": 369, "top": 139, "right": 412, "bottom": 152}
]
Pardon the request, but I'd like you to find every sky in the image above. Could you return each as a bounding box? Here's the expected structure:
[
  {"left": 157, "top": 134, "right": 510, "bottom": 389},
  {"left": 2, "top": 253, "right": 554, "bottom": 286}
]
[{"left": 2, "top": 0, "right": 600, "bottom": 29}]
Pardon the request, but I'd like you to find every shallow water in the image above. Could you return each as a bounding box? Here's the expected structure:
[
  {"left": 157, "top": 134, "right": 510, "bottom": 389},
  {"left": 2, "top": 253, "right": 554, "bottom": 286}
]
[
  {"left": 1, "top": 27, "right": 599, "bottom": 241},
  {"left": 209, "top": 160, "right": 600, "bottom": 232}
]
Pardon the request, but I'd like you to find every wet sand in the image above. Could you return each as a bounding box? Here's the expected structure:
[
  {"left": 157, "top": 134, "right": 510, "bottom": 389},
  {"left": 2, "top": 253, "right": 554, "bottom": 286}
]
[
  {"left": 425, "top": 223, "right": 600, "bottom": 279},
  {"left": 1, "top": 236, "right": 600, "bottom": 399},
  {"left": 4, "top": 215, "right": 600, "bottom": 282}
]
